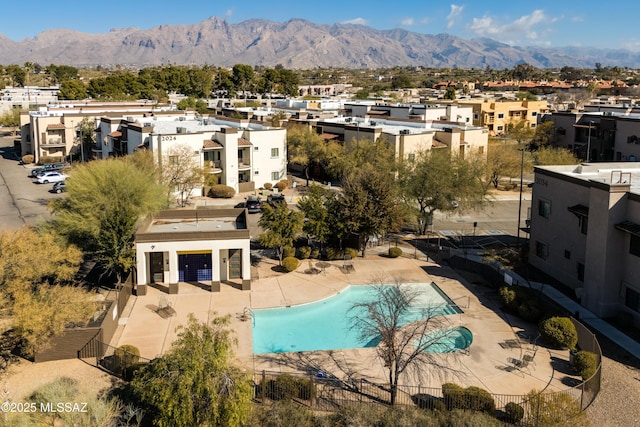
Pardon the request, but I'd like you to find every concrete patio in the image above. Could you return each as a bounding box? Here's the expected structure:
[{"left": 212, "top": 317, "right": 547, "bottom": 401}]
[{"left": 113, "top": 248, "right": 581, "bottom": 399}]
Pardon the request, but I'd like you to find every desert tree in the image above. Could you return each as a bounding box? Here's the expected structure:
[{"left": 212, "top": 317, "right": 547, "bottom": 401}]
[
  {"left": 0, "top": 228, "right": 94, "bottom": 357},
  {"left": 336, "top": 164, "right": 402, "bottom": 257},
  {"left": 131, "top": 314, "right": 252, "bottom": 427},
  {"left": 532, "top": 146, "right": 579, "bottom": 166},
  {"left": 49, "top": 152, "right": 169, "bottom": 284},
  {"left": 161, "top": 144, "right": 206, "bottom": 207},
  {"left": 398, "top": 150, "right": 489, "bottom": 235},
  {"left": 287, "top": 125, "right": 328, "bottom": 186},
  {"left": 258, "top": 203, "right": 304, "bottom": 264},
  {"left": 486, "top": 141, "right": 534, "bottom": 189},
  {"left": 297, "top": 184, "right": 333, "bottom": 249},
  {"left": 349, "top": 283, "right": 463, "bottom": 405}
]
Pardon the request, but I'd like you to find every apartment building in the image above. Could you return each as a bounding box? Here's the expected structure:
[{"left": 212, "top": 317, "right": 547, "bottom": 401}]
[
  {"left": 19, "top": 101, "right": 177, "bottom": 163},
  {"left": 458, "top": 99, "right": 549, "bottom": 135},
  {"left": 96, "top": 114, "right": 287, "bottom": 193},
  {"left": 539, "top": 111, "right": 640, "bottom": 162},
  {"left": 312, "top": 116, "right": 488, "bottom": 161},
  {"left": 529, "top": 163, "right": 640, "bottom": 321}
]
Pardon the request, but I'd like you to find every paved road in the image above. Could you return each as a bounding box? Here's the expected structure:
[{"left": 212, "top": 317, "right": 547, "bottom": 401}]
[{"left": 0, "top": 135, "right": 62, "bottom": 231}]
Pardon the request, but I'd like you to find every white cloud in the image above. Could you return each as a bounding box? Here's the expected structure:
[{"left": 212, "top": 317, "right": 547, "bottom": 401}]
[
  {"left": 447, "top": 4, "right": 464, "bottom": 29},
  {"left": 401, "top": 18, "right": 415, "bottom": 26},
  {"left": 469, "top": 9, "right": 556, "bottom": 43},
  {"left": 341, "top": 17, "right": 367, "bottom": 26}
]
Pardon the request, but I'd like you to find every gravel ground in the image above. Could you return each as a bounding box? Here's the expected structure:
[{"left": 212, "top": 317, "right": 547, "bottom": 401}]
[
  {"left": 585, "top": 337, "right": 640, "bottom": 427},
  {"left": 0, "top": 358, "right": 117, "bottom": 403}
]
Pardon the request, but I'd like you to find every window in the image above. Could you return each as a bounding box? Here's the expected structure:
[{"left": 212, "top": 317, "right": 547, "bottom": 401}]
[
  {"left": 538, "top": 199, "right": 551, "bottom": 219},
  {"left": 579, "top": 216, "right": 588, "bottom": 235},
  {"left": 531, "top": 123, "right": 536, "bottom": 128},
  {"left": 531, "top": 111, "right": 538, "bottom": 117},
  {"left": 497, "top": 126, "right": 504, "bottom": 131},
  {"left": 564, "top": 250, "right": 571, "bottom": 259},
  {"left": 631, "top": 235, "right": 640, "bottom": 257},
  {"left": 478, "top": 146, "right": 484, "bottom": 154},
  {"left": 473, "top": 113, "right": 479, "bottom": 120},
  {"left": 625, "top": 287, "right": 640, "bottom": 313},
  {"left": 498, "top": 113, "right": 504, "bottom": 119},
  {"left": 271, "top": 148, "right": 279, "bottom": 158},
  {"left": 408, "top": 153, "right": 415, "bottom": 162},
  {"left": 466, "top": 117, "right": 470, "bottom": 123},
  {"left": 254, "top": 146, "right": 259, "bottom": 150},
  {"left": 271, "top": 171, "right": 280, "bottom": 181},
  {"left": 168, "top": 155, "right": 178, "bottom": 165},
  {"left": 254, "top": 170, "right": 260, "bottom": 175},
  {"left": 577, "top": 262, "right": 584, "bottom": 282},
  {"left": 535, "top": 241, "right": 548, "bottom": 260}
]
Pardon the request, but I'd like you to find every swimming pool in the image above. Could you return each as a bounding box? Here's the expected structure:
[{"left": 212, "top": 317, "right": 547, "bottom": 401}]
[
  {"left": 252, "top": 282, "right": 463, "bottom": 354},
  {"left": 415, "top": 326, "right": 473, "bottom": 353}
]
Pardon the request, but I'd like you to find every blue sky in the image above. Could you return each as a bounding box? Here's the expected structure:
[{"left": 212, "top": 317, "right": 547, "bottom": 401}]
[{"left": 3, "top": 1, "right": 639, "bottom": 51}]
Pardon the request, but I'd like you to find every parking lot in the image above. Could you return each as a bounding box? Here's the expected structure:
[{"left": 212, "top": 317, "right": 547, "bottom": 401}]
[{"left": 0, "top": 135, "right": 63, "bottom": 231}]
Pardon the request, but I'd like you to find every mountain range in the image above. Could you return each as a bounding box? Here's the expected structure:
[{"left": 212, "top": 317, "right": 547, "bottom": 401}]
[{"left": 2, "top": 17, "right": 640, "bottom": 69}]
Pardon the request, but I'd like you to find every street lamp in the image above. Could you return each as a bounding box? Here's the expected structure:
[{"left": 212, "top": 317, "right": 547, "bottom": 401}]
[
  {"left": 517, "top": 147, "right": 525, "bottom": 248},
  {"left": 586, "top": 120, "right": 594, "bottom": 162}
]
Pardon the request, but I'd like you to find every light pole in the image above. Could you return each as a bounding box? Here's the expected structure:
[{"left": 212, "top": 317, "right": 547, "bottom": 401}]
[
  {"left": 586, "top": 120, "right": 594, "bottom": 162},
  {"left": 517, "top": 147, "right": 525, "bottom": 248}
]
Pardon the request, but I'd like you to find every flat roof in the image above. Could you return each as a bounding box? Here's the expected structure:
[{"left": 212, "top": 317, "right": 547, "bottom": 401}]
[
  {"left": 535, "top": 162, "right": 640, "bottom": 195},
  {"left": 135, "top": 208, "right": 249, "bottom": 243},
  {"left": 147, "top": 216, "right": 240, "bottom": 233}
]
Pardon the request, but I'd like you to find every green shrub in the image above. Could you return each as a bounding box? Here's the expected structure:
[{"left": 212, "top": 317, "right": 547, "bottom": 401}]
[
  {"left": 464, "top": 386, "right": 496, "bottom": 413},
  {"left": 345, "top": 247, "right": 359, "bottom": 259},
  {"left": 504, "top": 402, "right": 525, "bottom": 423},
  {"left": 326, "top": 247, "right": 343, "bottom": 260},
  {"left": 388, "top": 247, "right": 403, "bottom": 258},
  {"left": 498, "top": 286, "right": 518, "bottom": 309},
  {"left": 39, "top": 155, "right": 61, "bottom": 165},
  {"left": 283, "top": 246, "right": 296, "bottom": 258},
  {"left": 442, "top": 383, "right": 495, "bottom": 413},
  {"left": 21, "top": 154, "right": 34, "bottom": 164},
  {"left": 539, "top": 317, "right": 578, "bottom": 349},
  {"left": 310, "top": 248, "right": 320, "bottom": 259},
  {"left": 282, "top": 257, "right": 299, "bottom": 272},
  {"left": 114, "top": 344, "right": 141, "bottom": 377},
  {"left": 275, "top": 180, "right": 289, "bottom": 191},
  {"left": 208, "top": 184, "right": 235, "bottom": 198},
  {"left": 518, "top": 300, "right": 543, "bottom": 323},
  {"left": 572, "top": 350, "right": 598, "bottom": 380},
  {"left": 298, "top": 246, "right": 311, "bottom": 259},
  {"left": 267, "top": 374, "right": 316, "bottom": 401},
  {"left": 442, "top": 383, "right": 466, "bottom": 410},
  {"left": 263, "top": 182, "right": 273, "bottom": 190}
]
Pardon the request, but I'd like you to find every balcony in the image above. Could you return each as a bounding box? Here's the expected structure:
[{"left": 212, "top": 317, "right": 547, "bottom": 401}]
[
  {"left": 42, "top": 138, "right": 66, "bottom": 147},
  {"left": 207, "top": 160, "right": 222, "bottom": 174},
  {"left": 238, "top": 159, "right": 251, "bottom": 170}
]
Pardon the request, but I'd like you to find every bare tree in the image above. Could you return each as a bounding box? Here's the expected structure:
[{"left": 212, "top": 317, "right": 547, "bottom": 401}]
[
  {"left": 349, "top": 282, "right": 464, "bottom": 405},
  {"left": 161, "top": 144, "right": 206, "bottom": 207}
]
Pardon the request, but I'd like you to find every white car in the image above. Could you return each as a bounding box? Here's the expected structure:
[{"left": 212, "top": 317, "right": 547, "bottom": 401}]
[{"left": 36, "top": 172, "right": 67, "bottom": 184}]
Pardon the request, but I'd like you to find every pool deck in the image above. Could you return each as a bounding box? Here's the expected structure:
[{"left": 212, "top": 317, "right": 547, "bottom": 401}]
[{"left": 114, "top": 251, "right": 580, "bottom": 398}]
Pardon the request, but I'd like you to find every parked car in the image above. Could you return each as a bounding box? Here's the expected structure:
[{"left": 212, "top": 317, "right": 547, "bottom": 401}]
[
  {"left": 246, "top": 195, "right": 262, "bottom": 213},
  {"left": 30, "top": 162, "right": 68, "bottom": 177},
  {"left": 52, "top": 181, "right": 66, "bottom": 193},
  {"left": 36, "top": 172, "right": 67, "bottom": 184},
  {"left": 267, "top": 193, "right": 287, "bottom": 208}
]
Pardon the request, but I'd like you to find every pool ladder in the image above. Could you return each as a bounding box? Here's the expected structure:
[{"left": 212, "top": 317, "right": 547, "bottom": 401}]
[{"left": 238, "top": 307, "right": 255, "bottom": 326}]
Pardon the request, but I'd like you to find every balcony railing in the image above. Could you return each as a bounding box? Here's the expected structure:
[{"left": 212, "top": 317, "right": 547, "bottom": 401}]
[
  {"left": 238, "top": 159, "right": 251, "bottom": 169},
  {"left": 42, "top": 139, "right": 65, "bottom": 146},
  {"left": 207, "top": 160, "right": 222, "bottom": 173}
]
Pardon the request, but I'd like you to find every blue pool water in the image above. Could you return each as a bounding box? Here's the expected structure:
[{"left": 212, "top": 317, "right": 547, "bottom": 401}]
[
  {"left": 415, "top": 326, "right": 473, "bottom": 353},
  {"left": 252, "top": 282, "right": 463, "bottom": 354}
]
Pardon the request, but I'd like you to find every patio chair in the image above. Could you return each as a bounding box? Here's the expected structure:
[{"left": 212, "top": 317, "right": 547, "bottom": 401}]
[{"left": 509, "top": 357, "right": 531, "bottom": 375}]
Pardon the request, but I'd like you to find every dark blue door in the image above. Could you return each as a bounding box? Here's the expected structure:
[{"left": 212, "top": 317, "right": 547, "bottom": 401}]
[{"left": 178, "top": 253, "right": 212, "bottom": 282}]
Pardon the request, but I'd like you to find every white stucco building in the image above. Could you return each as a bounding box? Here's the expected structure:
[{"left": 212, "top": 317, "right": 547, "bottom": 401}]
[
  {"left": 135, "top": 207, "right": 251, "bottom": 294},
  {"left": 96, "top": 114, "right": 287, "bottom": 193}
]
